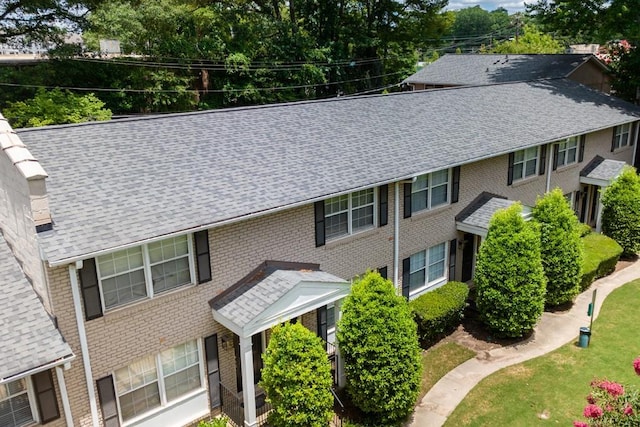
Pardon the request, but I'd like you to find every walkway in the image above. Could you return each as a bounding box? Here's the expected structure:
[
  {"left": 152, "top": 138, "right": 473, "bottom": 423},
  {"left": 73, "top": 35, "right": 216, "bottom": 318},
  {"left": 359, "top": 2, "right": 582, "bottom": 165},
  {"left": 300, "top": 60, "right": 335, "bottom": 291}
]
[{"left": 408, "top": 259, "right": 640, "bottom": 427}]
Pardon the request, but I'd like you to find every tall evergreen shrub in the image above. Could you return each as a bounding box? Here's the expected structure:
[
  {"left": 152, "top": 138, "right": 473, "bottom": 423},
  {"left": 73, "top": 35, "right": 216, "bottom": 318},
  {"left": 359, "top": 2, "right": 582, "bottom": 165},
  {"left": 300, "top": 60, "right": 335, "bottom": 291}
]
[{"left": 601, "top": 166, "right": 640, "bottom": 257}]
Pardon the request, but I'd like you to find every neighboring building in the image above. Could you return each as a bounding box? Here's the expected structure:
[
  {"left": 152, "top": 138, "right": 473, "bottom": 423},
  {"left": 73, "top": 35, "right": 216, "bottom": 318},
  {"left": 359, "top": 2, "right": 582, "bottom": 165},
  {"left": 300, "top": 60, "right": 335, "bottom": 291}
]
[
  {"left": 1, "top": 77, "right": 639, "bottom": 427},
  {"left": 404, "top": 53, "right": 611, "bottom": 93}
]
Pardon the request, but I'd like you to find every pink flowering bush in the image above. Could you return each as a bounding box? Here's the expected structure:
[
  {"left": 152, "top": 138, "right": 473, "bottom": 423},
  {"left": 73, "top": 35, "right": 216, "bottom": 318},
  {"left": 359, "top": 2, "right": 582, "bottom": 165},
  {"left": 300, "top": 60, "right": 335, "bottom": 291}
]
[{"left": 573, "top": 357, "right": 640, "bottom": 426}]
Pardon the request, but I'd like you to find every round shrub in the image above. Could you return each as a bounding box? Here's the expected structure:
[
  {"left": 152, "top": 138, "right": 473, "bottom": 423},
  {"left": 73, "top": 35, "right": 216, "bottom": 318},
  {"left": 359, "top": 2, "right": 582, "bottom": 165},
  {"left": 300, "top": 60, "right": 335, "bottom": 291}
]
[
  {"left": 601, "top": 166, "right": 640, "bottom": 257},
  {"left": 475, "top": 203, "right": 547, "bottom": 338},
  {"left": 409, "top": 281, "right": 469, "bottom": 348},
  {"left": 532, "top": 188, "right": 583, "bottom": 306},
  {"left": 337, "top": 271, "right": 421, "bottom": 424},
  {"left": 260, "top": 322, "right": 333, "bottom": 427}
]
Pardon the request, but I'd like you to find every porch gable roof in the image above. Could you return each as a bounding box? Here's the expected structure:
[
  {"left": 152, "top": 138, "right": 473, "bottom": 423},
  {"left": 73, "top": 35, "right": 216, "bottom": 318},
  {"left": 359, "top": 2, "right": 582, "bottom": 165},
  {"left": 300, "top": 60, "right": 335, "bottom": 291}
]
[
  {"left": 580, "top": 155, "right": 627, "bottom": 186},
  {"left": 456, "top": 192, "right": 532, "bottom": 237},
  {"left": 209, "top": 261, "right": 350, "bottom": 338}
]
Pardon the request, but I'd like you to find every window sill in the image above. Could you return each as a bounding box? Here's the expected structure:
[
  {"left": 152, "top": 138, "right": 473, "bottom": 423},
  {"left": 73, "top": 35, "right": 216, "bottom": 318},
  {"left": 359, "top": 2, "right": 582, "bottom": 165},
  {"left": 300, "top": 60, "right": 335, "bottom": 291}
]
[
  {"left": 409, "top": 203, "right": 452, "bottom": 221},
  {"left": 408, "top": 277, "right": 447, "bottom": 300},
  {"left": 324, "top": 226, "right": 380, "bottom": 249},
  {"left": 123, "top": 388, "right": 208, "bottom": 427}
]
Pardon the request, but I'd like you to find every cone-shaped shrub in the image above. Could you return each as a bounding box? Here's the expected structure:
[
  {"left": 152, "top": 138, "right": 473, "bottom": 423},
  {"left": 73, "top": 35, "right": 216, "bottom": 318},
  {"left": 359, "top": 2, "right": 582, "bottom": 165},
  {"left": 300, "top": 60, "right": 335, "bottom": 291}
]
[{"left": 601, "top": 166, "right": 640, "bottom": 257}]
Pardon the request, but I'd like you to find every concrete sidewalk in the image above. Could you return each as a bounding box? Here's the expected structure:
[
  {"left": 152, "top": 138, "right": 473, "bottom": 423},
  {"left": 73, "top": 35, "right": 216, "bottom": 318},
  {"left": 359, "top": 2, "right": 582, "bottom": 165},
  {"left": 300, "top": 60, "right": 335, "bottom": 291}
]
[{"left": 408, "top": 259, "right": 640, "bottom": 427}]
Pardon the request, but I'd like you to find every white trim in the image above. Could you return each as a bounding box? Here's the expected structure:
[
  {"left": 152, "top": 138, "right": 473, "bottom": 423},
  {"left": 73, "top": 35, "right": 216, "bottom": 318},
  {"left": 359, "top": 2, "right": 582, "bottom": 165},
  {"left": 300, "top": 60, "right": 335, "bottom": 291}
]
[
  {"left": 579, "top": 176, "right": 611, "bottom": 187},
  {"left": 68, "top": 264, "right": 100, "bottom": 427},
  {"left": 512, "top": 146, "right": 540, "bottom": 182},
  {"left": 0, "top": 355, "right": 75, "bottom": 384},
  {"left": 407, "top": 242, "right": 448, "bottom": 297},
  {"left": 324, "top": 187, "right": 377, "bottom": 242},
  {"left": 410, "top": 168, "right": 452, "bottom": 214},
  {"left": 456, "top": 222, "right": 489, "bottom": 238},
  {"left": 545, "top": 142, "right": 552, "bottom": 192},
  {"left": 55, "top": 365, "right": 74, "bottom": 427},
  {"left": 633, "top": 120, "right": 639, "bottom": 163},
  {"left": 393, "top": 182, "right": 400, "bottom": 290}
]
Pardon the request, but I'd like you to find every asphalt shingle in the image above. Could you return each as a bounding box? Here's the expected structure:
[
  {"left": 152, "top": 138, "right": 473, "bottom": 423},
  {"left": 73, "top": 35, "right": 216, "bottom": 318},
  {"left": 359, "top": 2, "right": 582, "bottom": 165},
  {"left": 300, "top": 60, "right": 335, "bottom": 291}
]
[
  {"left": 16, "top": 79, "right": 640, "bottom": 264},
  {"left": 0, "top": 234, "right": 73, "bottom": 380}
]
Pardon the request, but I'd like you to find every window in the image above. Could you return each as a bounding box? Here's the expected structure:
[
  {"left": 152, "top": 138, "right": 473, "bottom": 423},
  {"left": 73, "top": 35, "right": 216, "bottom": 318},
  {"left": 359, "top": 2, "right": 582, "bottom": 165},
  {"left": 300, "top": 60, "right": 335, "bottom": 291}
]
[
  {"left": 411, "top": 169, "right": 450, "bottom": 213},
  {"left": 324, "top": 189, "right": 375, "bottom": 240},
  {"left": 97, "top": 235, "right": 194, "bottom": 309},
  {"left": 513, "top": 147, "right": 539, "bottom": 181},
  {"left": 0, "top": 379, "right": 33, "bottom": 427},
  {"left": 115, "top": 340, "right": 202, "bottom": 423},
  {"left": 408, "top": 242, "right": 447, "bottom": 294},
  {"left": 556, "top": 137, "right": 578, "bottom": 167},
  {"left": 613, "top": 123, "right": 631, "bottom": 149}
]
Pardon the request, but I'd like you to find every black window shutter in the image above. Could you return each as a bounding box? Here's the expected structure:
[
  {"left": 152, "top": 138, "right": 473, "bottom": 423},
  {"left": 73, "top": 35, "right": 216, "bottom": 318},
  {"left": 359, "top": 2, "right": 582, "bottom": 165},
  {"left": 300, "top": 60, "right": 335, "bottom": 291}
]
[
  {"left": 449, "top": 239, "right": 457, "bottom": 281},
  {"left": 611, "top": 126, "right": 617, "bottom": 152},
  {"left": 79, "top": 258, "right": 103, "bottom": 320},
  {"left": 194, "top": 230, "right": 212, "bottom": 284},
  {"left": 402, "top": 257, "right": 411, "bottom": 300},
  {"left": 33, "top": 370, "right": 60, "bottom": 424},
  {"left": 451, "top": 166, "right": 461, "bottom": 203},
  {"left": 378, "top": 266, "right": 388, "bottom": 280},
  {"left": 204, "top": 335, "right": 221, "bottom": 409},
  {"left": 314, "top": 201, "right": 325, "bottom": 247},
  {"left": 579, "top": 135, "right": 586, "bottom": 162},
  {"left": 507, "top": 152, "right": 515, "bottom": 185},
  {"left": 539, "top": 144, "right": 547, "bottom": 175},
  {"left": 403, "top": 183, "right": 412, "bottom": 218},
  {"left": 378, "top": 184, "right": 388, "bottom": 227},
  {"left": 552, "top": 144, "right": 560, "bottom": 170},
  {"left": 317, "top": 306, "right": 328, "bottom": 345},
  {"left": 97, "top": 376, "right": 120, "bottom": 427}
]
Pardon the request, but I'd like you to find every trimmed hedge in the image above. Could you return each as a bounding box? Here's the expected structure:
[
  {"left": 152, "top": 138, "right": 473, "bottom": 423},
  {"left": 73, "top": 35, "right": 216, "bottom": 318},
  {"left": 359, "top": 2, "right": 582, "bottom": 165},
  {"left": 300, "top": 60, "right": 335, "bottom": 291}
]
[
  {"left": 580, "top": 233, "right": 623, "bottom": 291},
  {"left": 409, "top": 281, "right": 469, "bottom": 348}
]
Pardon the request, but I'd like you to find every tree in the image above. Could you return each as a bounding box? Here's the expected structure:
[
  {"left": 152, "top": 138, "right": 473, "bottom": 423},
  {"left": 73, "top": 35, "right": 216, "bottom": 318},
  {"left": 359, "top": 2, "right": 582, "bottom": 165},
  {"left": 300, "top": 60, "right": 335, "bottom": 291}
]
[
  {"left": 4, "top": 88, "right": 111, "bottom": 127},
  {"left": 337, "top": 271, "right": 421, "bottom": 424},
  {"left": 601, "top": 166, "right": 640, "bottom": 257},
  {"left": 490, "top": 24, "right": 564, "bottom": 53},
  {"left": 532, "top": 188, "right": 583, "bottom": 306},
  {"left": 260, "top": 322, "right": 333, "bottom": 427},
  {"left": 475, "top": 203, "right": 547, "bottom": 338}
]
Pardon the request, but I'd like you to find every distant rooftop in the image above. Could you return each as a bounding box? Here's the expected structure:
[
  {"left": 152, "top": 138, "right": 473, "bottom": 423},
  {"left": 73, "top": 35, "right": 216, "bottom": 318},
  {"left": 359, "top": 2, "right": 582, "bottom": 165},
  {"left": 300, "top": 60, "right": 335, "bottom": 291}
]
[{"left": 404, "top": 54, "right": 605, "bottom": 86}]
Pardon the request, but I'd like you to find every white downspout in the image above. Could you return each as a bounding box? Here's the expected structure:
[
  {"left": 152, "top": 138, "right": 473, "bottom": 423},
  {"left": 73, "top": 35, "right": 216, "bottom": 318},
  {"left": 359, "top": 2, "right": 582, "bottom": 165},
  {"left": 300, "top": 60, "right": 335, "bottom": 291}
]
[
  {"left": 55, "top": 365, "right": 74, "bottom": 427},
  {"left": 68, "top": 263, "right": 100, "bottom": 427},
  {"left": 545, "top": 143, "right": 553, "bottom": 193},
  {"left": 393, "top": 182, "right": 400, "bottom": 291}
]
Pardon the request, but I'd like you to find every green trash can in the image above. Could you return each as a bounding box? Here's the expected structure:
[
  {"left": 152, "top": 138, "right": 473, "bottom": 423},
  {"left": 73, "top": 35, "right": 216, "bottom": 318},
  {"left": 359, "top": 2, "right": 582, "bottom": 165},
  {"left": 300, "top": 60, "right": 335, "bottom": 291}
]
[{"left": 579, "top": 327, "right": 591, "bottom": 348}]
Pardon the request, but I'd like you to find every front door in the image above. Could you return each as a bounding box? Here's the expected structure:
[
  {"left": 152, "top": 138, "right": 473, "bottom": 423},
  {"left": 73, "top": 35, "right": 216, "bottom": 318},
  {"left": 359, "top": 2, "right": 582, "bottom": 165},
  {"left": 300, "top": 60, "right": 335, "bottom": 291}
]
[
  {"left": 234, "top": 333, "right": 263, "bottom": 393},
  {"left": 461, "top": 233, "right": 475, "bottom": 282}
]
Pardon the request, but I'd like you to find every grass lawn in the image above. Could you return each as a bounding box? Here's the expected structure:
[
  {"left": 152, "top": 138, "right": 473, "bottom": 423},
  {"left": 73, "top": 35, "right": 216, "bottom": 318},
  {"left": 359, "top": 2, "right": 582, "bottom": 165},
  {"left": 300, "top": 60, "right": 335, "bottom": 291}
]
[
  {"left": 420, "top": 342, "right": 476, "bottom": 400},
  {"left": 444, "top": 278, "right": 640, "bottom": 426}
]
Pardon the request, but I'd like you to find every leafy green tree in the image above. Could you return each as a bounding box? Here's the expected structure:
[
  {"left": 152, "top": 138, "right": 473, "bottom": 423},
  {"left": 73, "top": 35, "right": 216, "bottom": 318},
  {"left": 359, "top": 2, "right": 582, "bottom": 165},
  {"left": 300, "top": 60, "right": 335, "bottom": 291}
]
[
  {"left": 601, "top": 166, "right": 640, "bottom": 257},
  {"left": 260, "top": 322, "right": 333, "bottom": 427},
  {"left": 532, "top": 189, "right": 583, "bottom": 306},
  {"left": 451, "top": 6, "right": 494, "bottom": 37},
  {"left": 4, "top": 88, "right": 111, "bottom": 128},
  {"left": 491, "top": 24, "right": 564, "bottom": 53},
  {"left": 475, "top": 203, "right": 547, "bottom": 338},
  {"left": 337, "top": 271, "right": 421, "bottom": 424}
]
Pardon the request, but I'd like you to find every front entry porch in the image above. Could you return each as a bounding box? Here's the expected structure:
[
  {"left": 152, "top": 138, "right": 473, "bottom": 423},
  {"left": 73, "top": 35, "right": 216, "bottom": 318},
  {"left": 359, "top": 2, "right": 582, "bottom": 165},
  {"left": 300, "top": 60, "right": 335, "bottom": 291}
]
[
  {"left": 209, "top": 261, "right": 351, "bottom": 427},
  {"left": 578, "top": 156, "right": 627, "bottom": 232}
]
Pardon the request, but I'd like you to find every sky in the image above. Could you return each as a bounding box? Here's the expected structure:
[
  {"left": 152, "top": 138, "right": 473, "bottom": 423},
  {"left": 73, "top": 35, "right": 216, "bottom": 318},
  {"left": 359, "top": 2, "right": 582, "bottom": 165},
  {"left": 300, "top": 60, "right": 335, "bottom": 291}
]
[{"left": 445, "top": 1, "right": 527, "bottom": 14}]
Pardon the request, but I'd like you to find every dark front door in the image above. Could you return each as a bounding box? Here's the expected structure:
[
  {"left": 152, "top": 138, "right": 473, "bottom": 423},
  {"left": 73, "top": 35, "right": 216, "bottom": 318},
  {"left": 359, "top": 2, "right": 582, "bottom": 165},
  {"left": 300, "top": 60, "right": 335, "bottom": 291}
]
[
  {"left": 235, "top": 333, "right": 263, "bottom": 393},
  {"left": 204, "top": 334, "right": 221, "bottom": 409},
  {"left": 461, "top": 233, "right": 475, "bottom": 282}
]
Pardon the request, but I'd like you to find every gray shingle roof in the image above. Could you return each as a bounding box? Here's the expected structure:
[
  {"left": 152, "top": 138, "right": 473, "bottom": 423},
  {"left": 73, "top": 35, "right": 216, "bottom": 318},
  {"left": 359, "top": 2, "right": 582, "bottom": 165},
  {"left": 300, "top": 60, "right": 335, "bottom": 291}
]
[
  {"left": 210, "top": 261, "right": 346, "bottom": 329},
  {"left": 404, "top": 54, "right": 600, "bottom": 86},
  {"left": 456, "top": 192, "right": 532, "bottom": 233},
  {"left": 0, "top": 234, "right": 73, "bottom": 380},
  {"left": 580, "top": 155, "right": 627, "bottom": 182},
  {"left": 16, "top": 79, "right": 640, "bottom": 264}
]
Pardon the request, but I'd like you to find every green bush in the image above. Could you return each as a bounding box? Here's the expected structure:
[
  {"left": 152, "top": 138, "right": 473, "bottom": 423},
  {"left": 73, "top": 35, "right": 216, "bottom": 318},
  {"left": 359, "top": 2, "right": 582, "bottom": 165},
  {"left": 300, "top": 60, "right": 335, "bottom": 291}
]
[
  {"left": 337, "top": 271, "right": 422, "bottom": 424},
  {"left": 532, "top": 189, "right": 583, "bottom": 306},
  {"left": 580, "top": 233, "right": 623, "bottom": 290},
  {"left": 260, "top": 323, "right": 333, "bottom": 427},
  {"left": 197, "top": 417, "right": 228, "bottom": 427},
  {"left": 475, "top": 203, "right": 547, "bottom": 338},
  {"left": 601, "top": 166, "right": 640, "bottom": 257},
  {"left": 409, "top": 281, "right": 469, "bottom": 348},
  {"left": 578, "top": 223, "right": 592, "bottom": 237}
]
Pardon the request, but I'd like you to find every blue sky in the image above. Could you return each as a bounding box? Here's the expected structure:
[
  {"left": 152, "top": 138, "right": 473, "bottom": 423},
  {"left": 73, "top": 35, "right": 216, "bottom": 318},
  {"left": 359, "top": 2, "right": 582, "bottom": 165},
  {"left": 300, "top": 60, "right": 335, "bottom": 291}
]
[{"left": 445, "top": 1, "right": 527, "bottom": 13}]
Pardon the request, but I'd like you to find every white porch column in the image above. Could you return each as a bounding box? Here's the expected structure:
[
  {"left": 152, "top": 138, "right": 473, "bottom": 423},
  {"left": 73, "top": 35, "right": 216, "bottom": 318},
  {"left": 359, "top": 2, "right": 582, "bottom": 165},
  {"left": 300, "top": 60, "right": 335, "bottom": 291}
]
[
  {"left": 55, "top": 365, "right": 74, "bottom": 427},
  {"left": 596, "top": 191, "right": 604, "bottom": 233},
  {"left": 334, "top": 300, "right": 346, "bottom": 388},
  {"left": 239, "top": 336, "right": 257, "bottom": 427}
]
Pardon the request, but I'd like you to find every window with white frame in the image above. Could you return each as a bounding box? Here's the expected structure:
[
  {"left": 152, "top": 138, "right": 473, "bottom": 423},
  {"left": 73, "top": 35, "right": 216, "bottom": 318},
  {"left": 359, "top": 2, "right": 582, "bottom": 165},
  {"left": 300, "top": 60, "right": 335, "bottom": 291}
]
[
  {"left": 97, "top": 235, "right": 194, "bottom": 310},
  {"left": 324, "top": 188, "right": 375, "bottom": 240},
  {"left": 556, "top": 136, "right": 578, "bottom": 167},
  {"left": 411, "top": 169, "right": 450, "bottom": 213},
  {"left": 0, "top": 379, "right": 34, "bottom": 427},
  {"left": 408, "top": 242, "right": 447, "bottom": 294},
  {"left": 513, "top": 147, "right": 539, "bottom": 181},
  {"left": 115, "top": 340, "right": 202, "bottom": 423},
  {"left": 613, "top": 123, "right": 631, "bottom": 149}
]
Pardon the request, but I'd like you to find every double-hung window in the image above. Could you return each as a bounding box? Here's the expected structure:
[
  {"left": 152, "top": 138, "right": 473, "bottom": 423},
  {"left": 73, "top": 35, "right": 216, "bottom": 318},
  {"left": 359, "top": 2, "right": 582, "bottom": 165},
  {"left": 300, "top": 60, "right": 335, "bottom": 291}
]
[
  {"left": 115, "top": 340, "right": 202, "bottom": 423},
  {"left": 512, "top": 147, "right": 539, "bottom": 181},
  {"left": 0, "top": 379, "right": 33, "bottom": 427},
  {"left": 97, "top": 235, "right": 194, "bottom": 310},
  {"left": 407, "top": 242, "right": 447, "bottom": 295},
  {"left": 324, "top": 188, "right": 375, "bottom": 240},
  {"left": 411, "top": 169, "right": 450, "bottom": 213},
  {"left": 613, "top": 123, "right": 631, "bottom": 149},
  {"left": 556, "top": 136, "right": 578, "bottom": 167}
]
